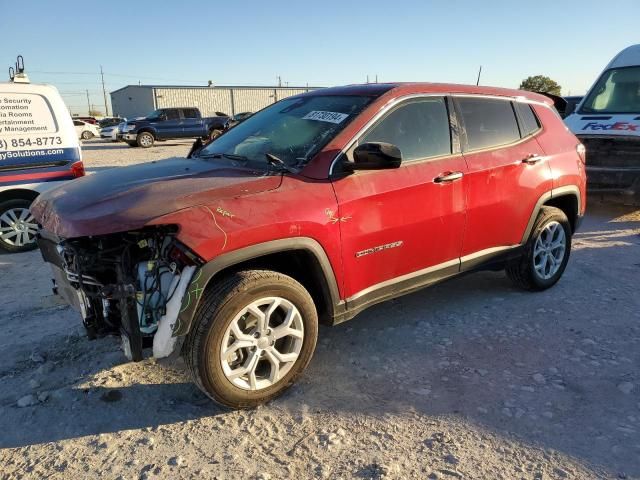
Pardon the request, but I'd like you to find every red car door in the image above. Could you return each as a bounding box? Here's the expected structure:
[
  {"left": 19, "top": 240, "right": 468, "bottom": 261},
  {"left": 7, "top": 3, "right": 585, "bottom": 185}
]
[
  {"left": 454, "top": 96, "right": 552, "bottom": 263},
  {"left": 331, "top": 97, "right": 466, "bottom": 307}
]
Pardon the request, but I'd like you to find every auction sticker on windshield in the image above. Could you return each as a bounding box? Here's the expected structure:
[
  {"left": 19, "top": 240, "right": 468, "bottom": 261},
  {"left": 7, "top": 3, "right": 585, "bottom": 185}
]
[{"left": 302, "top": 111, "right": 349, "bottom": 124}]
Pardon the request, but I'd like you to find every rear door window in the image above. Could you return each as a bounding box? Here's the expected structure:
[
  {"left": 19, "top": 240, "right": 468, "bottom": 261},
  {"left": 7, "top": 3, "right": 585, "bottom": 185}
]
[
  {"left": 515, "top": 102, "right": 541, "bottom": 137},
  {"left": 360, "top": 97, "right": 451, "bottom": 161},
  {"left": 456, "top": 97, "right": 520, "bottom": 151},
  {"left": 182, "top": 108, "right": 199, "bottom": 119},
  {"left": 165, "top": 109, "right": 180, "bottom": 121}
]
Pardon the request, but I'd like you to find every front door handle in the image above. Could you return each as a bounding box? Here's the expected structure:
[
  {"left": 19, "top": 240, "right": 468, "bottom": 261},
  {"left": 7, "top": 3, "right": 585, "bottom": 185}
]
[
  {"left": 434, "top": 171, "right": 464, "bottom": 183},
  {"left": 522, "top": 154, "right": 544, "bottom": 165}
]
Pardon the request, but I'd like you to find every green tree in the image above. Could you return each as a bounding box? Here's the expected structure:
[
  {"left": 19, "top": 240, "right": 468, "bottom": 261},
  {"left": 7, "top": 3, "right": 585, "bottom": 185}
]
[{"left": 519, "top": 75, "right": 562, "bottom": 95}]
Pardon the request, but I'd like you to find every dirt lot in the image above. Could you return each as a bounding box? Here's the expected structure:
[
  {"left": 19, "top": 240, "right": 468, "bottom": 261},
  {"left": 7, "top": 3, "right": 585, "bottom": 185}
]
[{"left": 1, "top": 139, "right": 640, "bottom": 479}]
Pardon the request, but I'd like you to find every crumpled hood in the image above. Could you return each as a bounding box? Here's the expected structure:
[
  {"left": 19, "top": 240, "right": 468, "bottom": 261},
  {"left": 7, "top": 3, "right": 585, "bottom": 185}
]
[{"left": 31, "top": 157, "right": 281, "bottom": 239}]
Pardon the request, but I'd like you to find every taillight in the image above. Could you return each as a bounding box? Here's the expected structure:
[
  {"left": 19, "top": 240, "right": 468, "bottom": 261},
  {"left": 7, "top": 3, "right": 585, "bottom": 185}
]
[
  {"left": 71, "top": 161, "right": 85, "bottom": 178},
  {"left": 576, "top": 143, "right": 586, "bottom": 164}
]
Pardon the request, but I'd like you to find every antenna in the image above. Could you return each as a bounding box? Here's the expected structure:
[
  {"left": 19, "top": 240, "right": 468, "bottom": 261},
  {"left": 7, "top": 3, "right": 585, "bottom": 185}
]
[
  {"left": 9, "top": 55, "right": 29, "bottom": 83},
  {"left": 476, "top": 65, "right": 482, "bottom": 86}
]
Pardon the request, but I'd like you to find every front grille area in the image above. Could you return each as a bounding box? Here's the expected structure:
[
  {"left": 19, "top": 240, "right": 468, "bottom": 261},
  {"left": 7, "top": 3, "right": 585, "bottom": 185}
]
[{"left": 578, "top": 135, "right": 640, "bottom": 191}]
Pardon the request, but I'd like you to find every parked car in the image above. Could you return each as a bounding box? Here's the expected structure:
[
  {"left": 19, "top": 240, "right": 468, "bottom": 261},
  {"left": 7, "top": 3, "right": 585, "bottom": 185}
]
[
  {"left": 72, "top": 116, "right": 98, "bottom": 125},
  {"left": 231, "top": 111, "right": 253, "bottom": 125},
  {"left": 98, "top": 117, "right": 125, "bottom": 128},
  {"left": 118, "top": 107, "right": 230, "bottom": 148},
  {"left": 0, "top": 60, "right": 85, "bottom": 252},
  {"left": 74, "top": 119, "right": 101, "bottom": 140},
  {"left": 565, "top": 44, "right": 640, "bottom": 194},
  {"left": 32, "top": 83, "right": 586, "bottom": 407},
  {"left": 563, "top": 96, "right": 583, "bottom": 118},
  {"left": 100, "top": 120, "right": 126, "bottom": 141}
]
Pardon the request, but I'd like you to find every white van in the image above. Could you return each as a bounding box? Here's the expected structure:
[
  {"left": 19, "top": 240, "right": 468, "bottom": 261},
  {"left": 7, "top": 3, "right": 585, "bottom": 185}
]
[
  {"left": 565, "top": 44, "right": 640, "bottom": 194},
  {"left": 0, "top": 57, "right": 85, "bottom": 252}
]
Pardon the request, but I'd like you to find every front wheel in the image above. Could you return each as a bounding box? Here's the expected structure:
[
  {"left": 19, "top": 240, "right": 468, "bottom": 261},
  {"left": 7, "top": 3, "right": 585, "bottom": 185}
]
[
  {"left": 0, "top": 199, "right": 39, "bottom": 253},
  {"left": 136, "top": 132, "right": 154, "bottom": 148},
  {"left": 81, "top": 131, "right": 93, "bottom": 140},
  {"left": 184, "top": 270, "right": 318, "bottom": 408},
  {"left": 506, "top": 206, "right": 572, "bottom": 290}
]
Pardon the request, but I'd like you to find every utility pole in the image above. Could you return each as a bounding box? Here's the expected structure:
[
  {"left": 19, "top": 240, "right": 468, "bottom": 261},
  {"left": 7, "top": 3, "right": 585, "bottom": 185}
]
[
  {"left": 277, "top": 75, "right": 282, "bottom": 87},
  {"left": 476, "top": 65, "right": 482, "bottom": 86},
  {"left": 366, "top": 75, "right": 369, "bottom": 84},
  {"left": 100, "top": 65, "right": 109, "bottom": 116},
  {"left": 86, "top": 90, "right": 91, "bottom": 115},
  {"left": 375, "top": 74, "right": 378, "bottom": 83}
]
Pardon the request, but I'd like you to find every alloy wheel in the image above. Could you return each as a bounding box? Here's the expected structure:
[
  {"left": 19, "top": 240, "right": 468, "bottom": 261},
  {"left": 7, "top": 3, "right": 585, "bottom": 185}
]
[
  {"left": 533, "top": 221, "right": 566, "bottom": 280},
  {"left": 0, "top": 207, "right": 38, "bottom": 247},
  {"left": 220, "top": 296, "right": 304, "bottom": 391}
]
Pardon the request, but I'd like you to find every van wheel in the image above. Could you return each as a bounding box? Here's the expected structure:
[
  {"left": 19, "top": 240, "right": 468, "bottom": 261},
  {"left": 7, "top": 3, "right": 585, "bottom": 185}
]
[
  {"left": 0, "top": 199, "right": 39, "bottom": 253},
  {"left": 506, "top": 206, "right": 571, "bottom": 290},
  {"left": 81, "top": 131, "right": 93, "bottom": 140},
  {"left": 184, "top": 270, "right": 318, "bottom": 408},
  {"left": 136, "top": 132, "right": 154, "bottom": 148}
]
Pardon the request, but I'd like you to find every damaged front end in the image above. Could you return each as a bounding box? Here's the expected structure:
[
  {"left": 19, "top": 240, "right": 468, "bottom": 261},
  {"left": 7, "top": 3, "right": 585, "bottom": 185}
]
[{"left": 37, "top": 226, "right": 202, "bottom": 361}]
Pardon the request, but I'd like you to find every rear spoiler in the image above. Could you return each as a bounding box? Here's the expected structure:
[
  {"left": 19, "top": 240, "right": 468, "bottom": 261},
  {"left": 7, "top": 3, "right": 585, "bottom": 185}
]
[{"left": 535, "top": 92, "right": 568, "bottom": 117}]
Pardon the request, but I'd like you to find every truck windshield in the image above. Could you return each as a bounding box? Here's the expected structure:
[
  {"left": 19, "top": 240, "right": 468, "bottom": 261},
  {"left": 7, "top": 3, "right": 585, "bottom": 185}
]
[
  {"left": 580, "top": 66, "right": 640, "bottom": 114},
  {"left": 146, "top": 109, "right": 164, "bottom": 120},
  {"left": 198, "top": 95, "right": 373, "bottom": 168}
]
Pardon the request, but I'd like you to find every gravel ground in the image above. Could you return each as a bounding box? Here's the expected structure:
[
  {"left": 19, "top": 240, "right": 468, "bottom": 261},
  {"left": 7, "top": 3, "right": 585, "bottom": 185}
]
[{"left": 1, "top": 139, "right": 639, "bottom": 479}]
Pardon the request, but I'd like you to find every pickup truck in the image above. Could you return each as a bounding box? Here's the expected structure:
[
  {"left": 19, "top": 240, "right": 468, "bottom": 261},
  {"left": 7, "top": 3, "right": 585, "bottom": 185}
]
[{"left": 118, "top": 107, "right": 230, "bottom": 148}]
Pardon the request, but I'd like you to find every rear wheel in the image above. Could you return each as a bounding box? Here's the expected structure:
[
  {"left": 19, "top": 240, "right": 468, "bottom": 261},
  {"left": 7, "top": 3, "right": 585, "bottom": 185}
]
[
  {"left": 506, "top": 206, "right": 571, "bottom": 290},
  {"left": 81, "top": 130, "right": 93, "bottom": 140},
  {"left": 184, "top": 270, "right": 318, "bottom": 408},
  {"left": 0, "top": 199, "right": 39, "bottom": 253},
  {"left": 136, "top": 131, "right": 154, "bottom": 148}
]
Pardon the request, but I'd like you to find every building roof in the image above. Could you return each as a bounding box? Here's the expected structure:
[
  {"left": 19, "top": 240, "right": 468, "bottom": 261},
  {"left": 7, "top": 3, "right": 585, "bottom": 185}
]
[{"left": 110, "top": 84, "right": 323, "bottom": 95}]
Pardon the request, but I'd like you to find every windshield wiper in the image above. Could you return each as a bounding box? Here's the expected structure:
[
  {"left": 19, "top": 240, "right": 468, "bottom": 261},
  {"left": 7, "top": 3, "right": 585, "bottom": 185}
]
[
  {"left": 197, "top": 152, "right": 249, "bottom": 162},
  {"left": 266, "top": 153, "right": 299, "bottom": 174}
]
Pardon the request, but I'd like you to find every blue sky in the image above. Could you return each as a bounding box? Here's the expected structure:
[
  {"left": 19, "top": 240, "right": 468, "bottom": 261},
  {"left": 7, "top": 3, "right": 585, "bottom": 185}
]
[{"left": 2, "top": 0, "right": 639, "bottom": 114}]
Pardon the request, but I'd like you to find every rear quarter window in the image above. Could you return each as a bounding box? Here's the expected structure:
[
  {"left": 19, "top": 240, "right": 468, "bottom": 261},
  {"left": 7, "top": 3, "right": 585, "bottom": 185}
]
[
  {"left": 457, "top": 97, "right": 520, "bottom": 151},
  {"left": 0, "top": 92, "right": 57, "bottom": 135},
  {"left": 515, "top": 102, "right": 541, "bottom": 136}
]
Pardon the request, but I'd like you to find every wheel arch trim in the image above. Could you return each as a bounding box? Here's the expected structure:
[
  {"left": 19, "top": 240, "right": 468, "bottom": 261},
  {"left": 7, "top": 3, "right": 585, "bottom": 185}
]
[
  {"left": 521, "top": 186, "right": 581, "bottom": 243},
  {"left": 174, "top": 237, "right": 342, "bottom": 337}
]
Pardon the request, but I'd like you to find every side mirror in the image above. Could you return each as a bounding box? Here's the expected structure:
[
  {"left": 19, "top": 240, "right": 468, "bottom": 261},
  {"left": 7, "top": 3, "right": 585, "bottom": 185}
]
[{"left": 348, "top": 142, "right": 402, "bottom": 171}]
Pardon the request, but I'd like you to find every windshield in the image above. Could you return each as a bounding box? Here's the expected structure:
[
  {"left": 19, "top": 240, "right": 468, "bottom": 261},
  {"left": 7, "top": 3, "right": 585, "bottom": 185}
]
[
  {"left": 146, "top": 109, "right": 164, "bottom": 120},
  {"left": 198, "top": 95, "right": 374, "bottom": 168},
  {"left": 580, "top": 66, "right": 640, "bottom": 114}
]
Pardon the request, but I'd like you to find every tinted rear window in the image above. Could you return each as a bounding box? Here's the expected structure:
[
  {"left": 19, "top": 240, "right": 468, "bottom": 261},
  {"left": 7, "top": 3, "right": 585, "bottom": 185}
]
[
  {"left": 457, "top": 98, "right": 520, "bottom": 150},
  {"left": 515, "top": 103, "right": 541, "bottom": 136},
  {"left": 183, "top": 109, "right": 199, "bottom": 118}
]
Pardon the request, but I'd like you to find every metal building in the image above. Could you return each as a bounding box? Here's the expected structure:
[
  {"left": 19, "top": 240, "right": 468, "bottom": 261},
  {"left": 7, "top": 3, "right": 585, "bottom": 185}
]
[{"left": 110, "top": 85, "right": 320, "bottom": 119}]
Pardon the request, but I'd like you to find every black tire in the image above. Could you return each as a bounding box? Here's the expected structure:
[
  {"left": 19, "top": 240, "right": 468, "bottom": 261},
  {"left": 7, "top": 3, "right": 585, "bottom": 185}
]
[
  {"left": 184, "top": 270, "right": 318, "bottom": 408},
  {"left": 506, "top": 206, "right": 572, "bottom": 290},
  {"left": 126, "top": 141, "right": 138, "bottom": 148},
  {"left": 81, "top": 131, "right": 93, "bottom": 140},
  {"left": 0, "top": 198, "right": 39, "bottom": 253},
  {"left": 136, "top": 131, "right": 154, "bottom": 148}
]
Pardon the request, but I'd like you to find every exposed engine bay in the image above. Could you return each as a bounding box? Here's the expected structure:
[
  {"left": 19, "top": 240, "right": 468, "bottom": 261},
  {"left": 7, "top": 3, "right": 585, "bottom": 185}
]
[{"left": 37, "top": 226, "right": 202, "bottom": 361}]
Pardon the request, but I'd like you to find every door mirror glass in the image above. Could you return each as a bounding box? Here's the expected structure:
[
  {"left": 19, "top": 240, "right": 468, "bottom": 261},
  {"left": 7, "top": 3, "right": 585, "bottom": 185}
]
[{"left": 349, "top": 142, "right": 402, "bottom": 170}]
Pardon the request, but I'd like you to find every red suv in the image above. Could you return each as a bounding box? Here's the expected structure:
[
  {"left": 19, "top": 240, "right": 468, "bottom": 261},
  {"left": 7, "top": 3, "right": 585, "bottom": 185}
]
[{"left": 32, "top": 83, "right": 586, "bottom": 408}]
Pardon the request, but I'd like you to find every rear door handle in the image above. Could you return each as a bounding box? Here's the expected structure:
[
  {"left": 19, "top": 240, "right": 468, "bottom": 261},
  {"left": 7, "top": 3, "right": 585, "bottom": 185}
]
[
  {"left": 522, "top": 154, "right": 544, "bottom": 165},
  {"left": 434, "top": 171, "right": 464, "bottom": 183}
]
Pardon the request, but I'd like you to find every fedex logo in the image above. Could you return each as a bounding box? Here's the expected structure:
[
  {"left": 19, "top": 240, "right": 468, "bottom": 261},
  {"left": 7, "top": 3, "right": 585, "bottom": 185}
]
[{"left": 582, "top": 122, "right": 638, "bottom": 131}]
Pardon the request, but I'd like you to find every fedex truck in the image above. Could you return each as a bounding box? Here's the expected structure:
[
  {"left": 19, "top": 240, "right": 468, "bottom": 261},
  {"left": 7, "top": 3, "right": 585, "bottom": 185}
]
[{"left": 565, "top": 44, "right": 640, "bottom": 195}]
